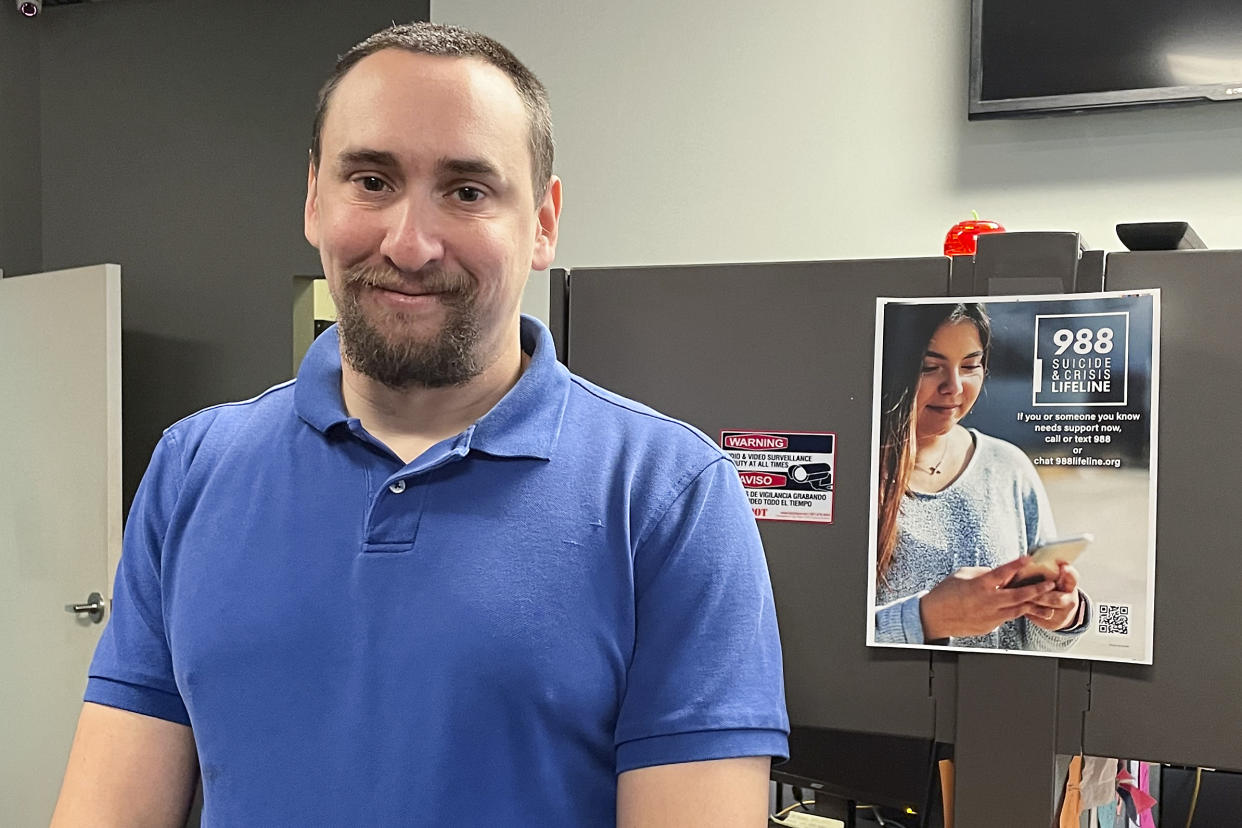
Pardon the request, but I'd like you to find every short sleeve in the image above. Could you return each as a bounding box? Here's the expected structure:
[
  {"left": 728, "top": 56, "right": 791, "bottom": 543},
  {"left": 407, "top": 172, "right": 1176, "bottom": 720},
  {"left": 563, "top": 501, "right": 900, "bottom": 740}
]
[
  {"left": 614, "top": 458, "right": 789, "bottom": 773},
  {"left": 85, "top": 430, "right": 191, "bottom": 725}
]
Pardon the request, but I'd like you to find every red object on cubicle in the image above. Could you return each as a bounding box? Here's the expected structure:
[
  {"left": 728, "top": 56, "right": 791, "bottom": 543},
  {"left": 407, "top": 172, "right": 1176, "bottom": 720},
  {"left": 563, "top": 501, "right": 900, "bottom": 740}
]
[{"left": 943, "top": 214, "right": 1005, "bottom": 256}]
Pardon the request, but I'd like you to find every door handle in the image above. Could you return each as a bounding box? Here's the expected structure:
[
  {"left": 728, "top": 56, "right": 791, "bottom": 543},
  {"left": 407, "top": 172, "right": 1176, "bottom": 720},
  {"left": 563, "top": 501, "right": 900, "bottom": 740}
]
[{"left": 66, "top": 592, "right": 106, "bottom": 624}]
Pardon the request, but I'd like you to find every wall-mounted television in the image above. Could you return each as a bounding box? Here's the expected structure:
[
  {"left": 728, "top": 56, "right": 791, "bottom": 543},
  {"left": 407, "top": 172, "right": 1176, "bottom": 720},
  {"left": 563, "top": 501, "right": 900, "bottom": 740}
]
[{"left": 970, "top": 0, "right": 1242, "bottom": 119}]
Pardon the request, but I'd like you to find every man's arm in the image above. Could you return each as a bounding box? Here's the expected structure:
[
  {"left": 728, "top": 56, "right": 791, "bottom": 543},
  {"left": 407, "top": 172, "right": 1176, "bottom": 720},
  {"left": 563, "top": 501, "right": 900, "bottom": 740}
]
[
  {"left": 51, "top": 702, "right": 198, "bottom": 828},
  {"left": 617, "top": 756, "right": 771, "bottom": 828}
]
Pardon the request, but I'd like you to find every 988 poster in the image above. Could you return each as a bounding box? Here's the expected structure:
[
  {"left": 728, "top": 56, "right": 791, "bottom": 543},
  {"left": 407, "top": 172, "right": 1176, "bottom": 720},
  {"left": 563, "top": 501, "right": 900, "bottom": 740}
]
[{"left": 866, "top": 290, "right": 1159, "bottom": 663}]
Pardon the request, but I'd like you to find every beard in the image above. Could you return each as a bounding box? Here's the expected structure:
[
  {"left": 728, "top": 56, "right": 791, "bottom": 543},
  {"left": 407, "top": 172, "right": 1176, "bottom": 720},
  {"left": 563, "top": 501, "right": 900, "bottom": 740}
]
[{"left": 331, "top": 263, "right": 484, "bottom": 389}]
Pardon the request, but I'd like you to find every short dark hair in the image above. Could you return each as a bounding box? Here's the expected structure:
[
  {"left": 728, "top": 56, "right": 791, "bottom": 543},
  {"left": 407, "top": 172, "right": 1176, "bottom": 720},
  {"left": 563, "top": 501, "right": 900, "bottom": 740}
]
[{"left": 310, "top": 22, "right": 554, "bottom": 202}]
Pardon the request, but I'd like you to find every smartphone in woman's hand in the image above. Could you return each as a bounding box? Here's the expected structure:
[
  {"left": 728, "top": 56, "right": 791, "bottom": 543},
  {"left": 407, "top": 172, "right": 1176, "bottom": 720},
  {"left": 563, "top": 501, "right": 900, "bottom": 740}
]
[{"left": 1006, "top": 534, "right": 1093, "bottom": 588}]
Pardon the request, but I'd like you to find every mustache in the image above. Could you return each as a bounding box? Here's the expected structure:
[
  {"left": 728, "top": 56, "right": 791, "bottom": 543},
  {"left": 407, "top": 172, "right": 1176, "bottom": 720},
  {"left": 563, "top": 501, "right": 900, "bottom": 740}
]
[{"left": 341, "top": 263, "right": 473, "bottom": 296}]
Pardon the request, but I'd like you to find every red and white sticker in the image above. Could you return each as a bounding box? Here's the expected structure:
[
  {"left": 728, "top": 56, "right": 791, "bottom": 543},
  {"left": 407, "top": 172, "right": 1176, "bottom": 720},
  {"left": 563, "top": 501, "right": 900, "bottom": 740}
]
[{"left": 720, "top": 430, "right": 836, "bottom": 524}]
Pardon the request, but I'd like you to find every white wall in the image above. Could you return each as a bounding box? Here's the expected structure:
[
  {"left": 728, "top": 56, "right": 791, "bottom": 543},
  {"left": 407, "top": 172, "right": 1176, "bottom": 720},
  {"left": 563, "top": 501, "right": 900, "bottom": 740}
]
[{"left": 433, "top": 1, "right": 1242, "bottom": 321}]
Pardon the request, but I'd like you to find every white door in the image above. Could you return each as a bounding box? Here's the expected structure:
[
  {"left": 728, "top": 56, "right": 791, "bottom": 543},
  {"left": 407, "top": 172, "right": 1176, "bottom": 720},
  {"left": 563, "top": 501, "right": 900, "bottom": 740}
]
[{"left": 0, "top": 265, "right": 122, "bottom": 826}]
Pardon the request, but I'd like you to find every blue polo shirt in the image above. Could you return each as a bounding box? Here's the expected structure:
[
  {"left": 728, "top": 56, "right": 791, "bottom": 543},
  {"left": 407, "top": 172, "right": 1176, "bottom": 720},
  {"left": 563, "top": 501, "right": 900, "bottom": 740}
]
[{"left": 87, "top": 316, "right": 788, "bottom": 825}]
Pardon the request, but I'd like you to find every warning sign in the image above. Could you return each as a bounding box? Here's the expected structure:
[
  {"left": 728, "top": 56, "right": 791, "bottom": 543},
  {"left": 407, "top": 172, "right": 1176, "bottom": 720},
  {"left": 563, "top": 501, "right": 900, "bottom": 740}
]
[{"left": 720, "top": 430, "right": 836, "bottom": 524}]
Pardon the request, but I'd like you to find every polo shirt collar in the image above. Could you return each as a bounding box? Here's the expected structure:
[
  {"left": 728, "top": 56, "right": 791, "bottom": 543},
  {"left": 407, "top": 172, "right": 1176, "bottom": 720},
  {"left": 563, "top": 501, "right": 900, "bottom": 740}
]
[{"left": 294, "top": 315, "right": 569, "bottom": 461}]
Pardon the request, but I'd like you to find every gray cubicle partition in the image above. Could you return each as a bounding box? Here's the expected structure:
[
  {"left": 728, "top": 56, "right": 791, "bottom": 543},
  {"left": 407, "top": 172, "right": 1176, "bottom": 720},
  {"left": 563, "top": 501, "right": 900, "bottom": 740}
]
[
  {"left": 554, "top": 246, "right": 1241, "bottom": 827},
  {"left": 1085, "top": 250, "right": 1242, "bottom": 771}
]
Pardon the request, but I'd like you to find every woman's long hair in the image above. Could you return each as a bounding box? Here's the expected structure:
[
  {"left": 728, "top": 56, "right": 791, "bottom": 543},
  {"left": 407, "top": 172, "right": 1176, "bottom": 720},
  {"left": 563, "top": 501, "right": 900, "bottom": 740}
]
[{"left": 876, "top": 302, "right": 991, "bottom": 584}]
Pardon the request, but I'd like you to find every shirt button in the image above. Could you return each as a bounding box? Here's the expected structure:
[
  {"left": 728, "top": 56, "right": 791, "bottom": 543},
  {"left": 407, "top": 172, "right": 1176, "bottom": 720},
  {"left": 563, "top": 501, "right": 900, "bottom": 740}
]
[{"left": 389, "top": 480, "right": 407, "bottom": 494}]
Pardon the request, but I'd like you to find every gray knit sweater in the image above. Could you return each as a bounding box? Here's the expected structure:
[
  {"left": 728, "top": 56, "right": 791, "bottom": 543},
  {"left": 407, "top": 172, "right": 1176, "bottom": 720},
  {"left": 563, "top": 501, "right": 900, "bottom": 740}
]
[{"left": 874, "top": 429, "right": 1086, "bottom": 651}]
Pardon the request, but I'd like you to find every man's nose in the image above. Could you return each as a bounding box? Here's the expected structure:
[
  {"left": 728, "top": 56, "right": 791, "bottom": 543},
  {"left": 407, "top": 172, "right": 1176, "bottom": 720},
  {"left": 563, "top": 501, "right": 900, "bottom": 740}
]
[{"left": 379, "top": 198, "right": 445, "bottom": 273}]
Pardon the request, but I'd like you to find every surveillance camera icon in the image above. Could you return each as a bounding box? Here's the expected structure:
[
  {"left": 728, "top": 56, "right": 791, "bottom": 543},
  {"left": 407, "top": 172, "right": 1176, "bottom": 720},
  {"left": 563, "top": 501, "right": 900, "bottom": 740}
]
[
  {"left": 18, "top": 0, "right": 42, "bottom": 17},
  {"left": 788, "top": 462, "right": 832, "bottom": 491}
]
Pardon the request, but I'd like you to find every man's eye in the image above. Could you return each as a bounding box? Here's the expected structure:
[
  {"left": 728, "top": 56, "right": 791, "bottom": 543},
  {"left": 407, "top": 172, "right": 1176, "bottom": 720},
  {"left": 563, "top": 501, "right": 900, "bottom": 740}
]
[
  {"left": 357, "top": 176, "right": 387, "bottom": 192},
  {"left": 455, "top": 186, "right": 484, "bottom": 203}
]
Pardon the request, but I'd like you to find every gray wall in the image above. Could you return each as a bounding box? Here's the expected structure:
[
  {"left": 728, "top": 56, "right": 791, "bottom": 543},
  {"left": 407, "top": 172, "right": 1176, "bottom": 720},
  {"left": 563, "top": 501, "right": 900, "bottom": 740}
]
[
  {"left": 0, "top": 14, "right": 42, "bottom": 276},
  {"left": 22, "top": 0, "right": 429, "bottom": 506}
]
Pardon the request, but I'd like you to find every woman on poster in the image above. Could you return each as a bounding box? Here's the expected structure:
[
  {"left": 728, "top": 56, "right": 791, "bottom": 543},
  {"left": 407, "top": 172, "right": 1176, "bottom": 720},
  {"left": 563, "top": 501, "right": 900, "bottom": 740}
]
[{"left": 873, "top": 302, "right": 1090, "bottom": 651}]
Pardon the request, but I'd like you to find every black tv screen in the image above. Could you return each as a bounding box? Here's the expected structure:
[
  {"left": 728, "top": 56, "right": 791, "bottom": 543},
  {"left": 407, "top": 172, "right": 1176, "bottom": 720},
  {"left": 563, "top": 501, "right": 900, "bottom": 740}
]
[{"left": 970, "top": 0, "right": 1242, "bottom": 118}]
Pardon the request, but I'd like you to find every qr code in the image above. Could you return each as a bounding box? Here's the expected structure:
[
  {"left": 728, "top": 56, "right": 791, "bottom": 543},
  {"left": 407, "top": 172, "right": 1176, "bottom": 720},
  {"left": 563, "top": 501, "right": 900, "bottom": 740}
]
[{"left": 1098, "top": 604, "right": 1130, "bottom": 635}]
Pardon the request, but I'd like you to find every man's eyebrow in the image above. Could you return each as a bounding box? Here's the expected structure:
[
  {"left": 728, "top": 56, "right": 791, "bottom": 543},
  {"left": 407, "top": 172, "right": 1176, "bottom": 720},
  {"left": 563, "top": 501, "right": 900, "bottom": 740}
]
[
  {"left": 437, "top": 157, "right": 502, "bottom": 179},
  {"left": 335, "top": 149, "right": 399, "bottom": 169},
  {"left": 924, "top": 349, "right": 985, "bottom": 360},
  {"left": 332, "top": 151, "right": 505, "bottom": 181}
]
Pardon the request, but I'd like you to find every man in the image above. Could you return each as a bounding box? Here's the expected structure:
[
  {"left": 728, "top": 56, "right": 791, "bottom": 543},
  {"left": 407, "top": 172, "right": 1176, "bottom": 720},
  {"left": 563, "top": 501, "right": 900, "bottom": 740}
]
[{"left": 53, "top": 22, "right": 787, "bottom": 826}]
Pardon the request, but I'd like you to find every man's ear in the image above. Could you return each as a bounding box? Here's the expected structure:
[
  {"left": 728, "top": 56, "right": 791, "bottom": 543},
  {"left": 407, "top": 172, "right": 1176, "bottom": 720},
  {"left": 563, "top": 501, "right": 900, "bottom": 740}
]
[
  {"left": 531, "top": 176, "right": 562, "bottom": 271},
  {"left": 304, "top": 154, "right": 321, "bottom": 249}
]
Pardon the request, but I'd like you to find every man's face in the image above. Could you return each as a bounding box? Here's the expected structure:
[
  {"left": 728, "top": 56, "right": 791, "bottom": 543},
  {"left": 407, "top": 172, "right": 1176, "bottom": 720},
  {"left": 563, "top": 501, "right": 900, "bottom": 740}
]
[{"left": 305, "top": 49, "right": 560, "bottom": 388}]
